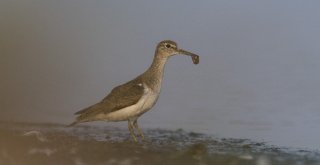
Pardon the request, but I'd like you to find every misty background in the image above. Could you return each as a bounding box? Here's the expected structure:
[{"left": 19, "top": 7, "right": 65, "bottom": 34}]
[{"left": 1, "top": 0, "right": 320, "bottom": 149}]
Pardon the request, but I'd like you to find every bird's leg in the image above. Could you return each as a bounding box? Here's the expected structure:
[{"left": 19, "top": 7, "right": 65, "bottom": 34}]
[
  {"left": 128, "top": 120, "right": 137, "bottom": 142},
  {"left": 133, "top": 120, "right": 145, "bottom": 141}
]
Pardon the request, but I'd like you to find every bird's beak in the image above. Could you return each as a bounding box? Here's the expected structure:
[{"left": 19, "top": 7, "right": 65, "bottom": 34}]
[{"left": 178, "top": 49, "right": 199, "bottom": 65}]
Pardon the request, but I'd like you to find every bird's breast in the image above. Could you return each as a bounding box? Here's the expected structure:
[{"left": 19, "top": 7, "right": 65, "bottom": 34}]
[{"left": 140, "top": 90, "right": 159, "bottom": 113}]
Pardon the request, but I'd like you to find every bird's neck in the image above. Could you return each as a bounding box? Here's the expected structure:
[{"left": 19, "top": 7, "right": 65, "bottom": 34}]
[{"left": 142, "top": 54, "right": 168, "bottom": 91}]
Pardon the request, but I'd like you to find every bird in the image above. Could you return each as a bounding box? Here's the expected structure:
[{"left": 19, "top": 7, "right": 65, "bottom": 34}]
[{"left": 68, "top": 40, "right": 199, "bottom": 142}]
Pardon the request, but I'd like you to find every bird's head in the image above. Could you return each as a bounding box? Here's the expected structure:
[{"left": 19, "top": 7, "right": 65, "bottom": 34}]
[{"left": 156, "top": 40, "right": 199, "bottom": 64}]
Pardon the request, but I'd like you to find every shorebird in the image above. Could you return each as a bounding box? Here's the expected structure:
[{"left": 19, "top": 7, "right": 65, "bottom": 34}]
[{"left": 69, "top": 40, "right": 199, "bottom": 142}]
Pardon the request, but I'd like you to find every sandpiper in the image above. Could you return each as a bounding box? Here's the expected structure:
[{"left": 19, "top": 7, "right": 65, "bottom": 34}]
[{"left": 69, "top": 40, "right": 199, "bottom": 141}]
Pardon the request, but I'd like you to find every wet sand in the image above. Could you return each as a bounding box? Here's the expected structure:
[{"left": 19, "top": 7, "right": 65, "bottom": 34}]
[{"left": 0, "top": 122, "right": 319, "bottom": 165}]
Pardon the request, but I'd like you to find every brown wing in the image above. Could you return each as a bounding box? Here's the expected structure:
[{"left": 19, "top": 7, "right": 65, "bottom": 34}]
[
  {"left": 73, "top": 82, "right": 144, "bottom": 122},
  {"left": 101, "top": 83, "right": 145, "bottom": 111}
]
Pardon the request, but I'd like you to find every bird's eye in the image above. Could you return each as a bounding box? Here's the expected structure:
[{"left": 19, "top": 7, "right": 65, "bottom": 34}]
[{"left": 165, "top": 44, "right": 171, "bottom": 48}]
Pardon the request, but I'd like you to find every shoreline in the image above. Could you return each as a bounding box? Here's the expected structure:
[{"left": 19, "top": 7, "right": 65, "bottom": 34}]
[{"left": 0, "top": 121, "right": 319, "bottom": 165}]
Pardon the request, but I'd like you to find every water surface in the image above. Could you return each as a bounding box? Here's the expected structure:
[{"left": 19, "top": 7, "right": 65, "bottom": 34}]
[
  {"left": 1, "top": 0, "right": 320, "bottom": 151},
  {"left": 0, "top": 122, "right": 319, "bottom": 165}
]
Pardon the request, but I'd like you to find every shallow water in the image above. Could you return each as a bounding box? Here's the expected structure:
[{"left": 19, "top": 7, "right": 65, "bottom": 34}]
[
  {"left": 2, "top": 0, "right": 320, "bottom": 151},
  {"left": 0, "top": 122, "right": 319, "bottom": 165}
]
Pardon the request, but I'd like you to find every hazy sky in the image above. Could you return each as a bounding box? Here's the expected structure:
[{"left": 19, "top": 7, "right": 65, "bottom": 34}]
[{"left": 1, "top": 0, "right": 320, "bottom": 149}]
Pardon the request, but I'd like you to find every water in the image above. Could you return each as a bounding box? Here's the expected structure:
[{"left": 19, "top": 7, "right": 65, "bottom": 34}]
[
  {"left": 1, "top": 122, "right": 319, "bottom": 165},
  {"left": 1, "top": 0, "right": 320, "bottom": 157}
]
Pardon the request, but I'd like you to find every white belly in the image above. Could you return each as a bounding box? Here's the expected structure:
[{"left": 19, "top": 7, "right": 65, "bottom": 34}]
[
  {"left": 140, "top": 91, "right": 159, "bottom": 114},
  {"left": 96, "top": 84, "right": 159, "bottom": 121}
]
